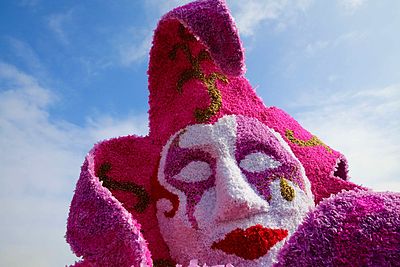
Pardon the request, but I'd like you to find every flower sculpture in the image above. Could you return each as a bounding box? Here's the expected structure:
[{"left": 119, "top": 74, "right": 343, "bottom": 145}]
[{"left": 66, "top": 0, "right": 400, "bottom": 266}]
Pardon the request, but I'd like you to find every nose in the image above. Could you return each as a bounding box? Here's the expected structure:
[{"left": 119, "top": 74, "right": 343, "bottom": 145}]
[{"left": 214, "top": 157, "right": 269, "bottom": 223}]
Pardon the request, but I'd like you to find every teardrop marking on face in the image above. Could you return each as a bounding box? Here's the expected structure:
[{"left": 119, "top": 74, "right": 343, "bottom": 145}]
[
  {"left": 285, "top": 129, "right": 332, "bottom": 153},
  {"left": 169, "top": 24, "right": 229, "bottom": 123},
  {"left": 239, "top": 151, "right": 282, "bottom": 173},
  {"left": 280, "top": 178, "right": 295, "bottom": 201},
  {"left": 97, "top": 163, "right": 150, "bottom": 213},
  {"left": 174, "top": 161, "right": 212, "bottom": 182}
]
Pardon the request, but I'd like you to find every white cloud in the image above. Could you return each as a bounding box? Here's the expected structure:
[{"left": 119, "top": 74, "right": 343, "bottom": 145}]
[
  {"left": 305, "top": 31, "right": 366, "bottom": 56},
  {"left": 7, "top": 37, "right": 41, "bottom": 65},
  {"left": 18, "top": 0, "right": 40, "bottom": 7},
  {"left": 332, "top": 31, "right": 367, "bottom": 46},
  {"left": 228, "top": 0, "right": 313, "bottom": 36},
  {"left": 118, "top": 29, "right": 153, "bottom": 66},
  {"left": 144, "top": 0, "right": 191, "bottom": 15},
  {"left": 0, "top": 62, "right": 148, "bottom": 266},
  {"left": 117, "top": 0, "right": 314, "bottom": 66},
  {"left": 47, "top": 10, "right": 74, "bottom": 45},
  {"left": 86, "top": 113, "right": 149, "bottom": 141},
  {"left": 118, "top": 0, "right": 192, "bottom": 66},
  {"left": 6, "top": 37, "right": 50, "bottom": 82},
  {"left": 292, "top": 84, "right": 400, "bottom": 192},
  {"left": 328, "top": 74, "right": 339, "bottom": 83},
  {"left": 305, "top": 40, "right": 330, "bottom": 55},
  {"left": 337, "top": 0, "right": 365, "bottom": 13},
  {"left": 145, "top": 0, "right": 313, "bottom": 36}
]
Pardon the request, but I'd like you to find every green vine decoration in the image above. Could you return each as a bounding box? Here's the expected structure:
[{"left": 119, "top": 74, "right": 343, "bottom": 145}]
[
  {"left": 169, "top": 24, "right": 228, "bottom": 123},
  {"left": 285, "top": 129, "right": 332, "bottom": 153},
  {"left": 97, "top": 163, "right": 150, "bottom": 213}
]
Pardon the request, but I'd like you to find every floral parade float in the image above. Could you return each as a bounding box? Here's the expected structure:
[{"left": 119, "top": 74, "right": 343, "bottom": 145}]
[{"left": 66, "top": 0, "right": 400, "bottom": 266}]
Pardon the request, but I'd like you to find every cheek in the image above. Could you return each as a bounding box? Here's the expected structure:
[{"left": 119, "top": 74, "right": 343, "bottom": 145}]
[
  {"left": 156, "top": 198, "right": 178, "bottom": 220},
  {"left": 163, "top": 166, "right": 216, "bottom": 229},
  {"left": 161, "top": 142, "right": 217, "bottom": 227},
  {"left": 268, "top": 179, "right": 315, "bottom": 231},
  {"left": 176, "top": 182, "right": 212, "bottom": 228},
  {"left": 193, "top": 188, "right": 217, "bottom": 228},
  {"left": 156, "top": 198, "right": 205, "bottom": 262}
]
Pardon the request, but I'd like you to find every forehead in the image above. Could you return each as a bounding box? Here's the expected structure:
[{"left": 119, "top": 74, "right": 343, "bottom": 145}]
[
  {"left": 178, "top": 115, "right": 237, "bottom": 152},
  {"left": 177, "top": 115, "right": 281, "bottom": 151}
]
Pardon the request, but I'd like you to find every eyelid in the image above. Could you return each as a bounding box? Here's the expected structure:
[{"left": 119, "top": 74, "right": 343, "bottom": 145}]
[
  {"left": 174, "top": 161, "right": 212, "bottom": 182},
  {"left": 239, "top": 152, "right": 281, "bottom": 173}
]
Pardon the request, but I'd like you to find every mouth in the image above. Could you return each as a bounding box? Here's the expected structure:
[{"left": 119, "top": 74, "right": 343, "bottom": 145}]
[{"left": 211, "top": 224, "right": 288, "bottom": 260}]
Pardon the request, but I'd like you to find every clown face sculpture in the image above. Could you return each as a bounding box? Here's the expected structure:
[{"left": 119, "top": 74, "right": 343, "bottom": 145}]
[
  {"left": 156, "top": 115, "right": 314, "bottom": 266},
  {"left": 66, "top": 1, "right": 399, "bottom": 267}
]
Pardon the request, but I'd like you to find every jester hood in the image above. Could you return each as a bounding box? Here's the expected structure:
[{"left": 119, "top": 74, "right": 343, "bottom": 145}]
[{"left": 66, "top": 1, "right": 400, "bottom": 266}]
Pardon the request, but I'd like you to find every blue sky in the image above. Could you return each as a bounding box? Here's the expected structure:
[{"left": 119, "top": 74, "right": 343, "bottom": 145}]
[{"left": 0, "top": 0, "right": 399, "bottom": 266}]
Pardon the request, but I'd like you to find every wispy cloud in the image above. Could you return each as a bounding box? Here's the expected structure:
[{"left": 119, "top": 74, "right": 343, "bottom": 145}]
[
  {"left": 228, "top": 0, "right": 313, "bottom": 36},
  {"left": 86, "top": 113, "right": 149, "bottom": 141},
  {"left": 293, "top": 84, "right": 400, "bottom": 192},
  {"left": 0, "top": 62, "right": 148, "bottom": 266},
  {"left": 117, "top": 0, "right": 191, "bottom": 66},
  {"left": 305, "top": 31, "right": 366, "bottom": 55},
  {"left": 118, "top": 0, "right": 314, "bottom": 66},
  {"left": 118, "top": 29, "right": 153, "bottom": 66},
  {"left": 5, "top": 37, "right": 49, "bottom": 81},
  {"left": 305, "top": 40, "right": 330, "bottom": 55},
  {"left": 145, "top": 0, "right": 313, "bottom": 36},
  {"left": 144, "top": 0, "right": 191, "bottom": 15},
  {"left": 337, "top": 0, "right": 365, "bottom": 13},
  {"left": 18, "top": 0, "right": 40, "bottom": 7},
  {"left": 333, "top": 31, "right": 367, "bottom": 46},
  {"left": 47, "top": 10, "right": 74, "bottom": 45}
]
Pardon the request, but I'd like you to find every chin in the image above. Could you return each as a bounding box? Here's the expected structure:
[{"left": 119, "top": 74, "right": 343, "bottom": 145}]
[
  {"left": 156, "top": 179, "right": 314, "bottom": 266},
  {"left": 157, "top": 210, "right": 288, "bottom": 267}
]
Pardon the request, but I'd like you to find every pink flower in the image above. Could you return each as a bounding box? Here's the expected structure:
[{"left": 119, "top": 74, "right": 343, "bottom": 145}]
[{"left": 176, "top": 259, "right": 234, "bottom": 267}]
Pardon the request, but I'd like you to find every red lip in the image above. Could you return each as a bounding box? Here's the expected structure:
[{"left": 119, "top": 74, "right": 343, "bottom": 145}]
[{"left": 211, "top": 224, "right": 288, "bottom": 260}]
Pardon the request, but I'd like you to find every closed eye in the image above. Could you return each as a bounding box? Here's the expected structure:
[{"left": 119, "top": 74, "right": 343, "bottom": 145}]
[
  {"left": 239, "top": 152, "right": 281, "bottom": 173},
  {"left": 174, "top": 161, "right": 212, "bottom": 182}
]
